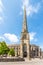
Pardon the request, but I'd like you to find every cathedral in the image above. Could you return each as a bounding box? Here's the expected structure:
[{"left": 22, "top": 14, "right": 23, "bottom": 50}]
[{"left": 8, "top": 7, "right": 42, "bottom": 60}]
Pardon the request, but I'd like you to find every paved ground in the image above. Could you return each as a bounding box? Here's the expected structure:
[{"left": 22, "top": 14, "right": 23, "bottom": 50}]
[{"left": 0, "top": 58, "right": 43, "bottom": 65}]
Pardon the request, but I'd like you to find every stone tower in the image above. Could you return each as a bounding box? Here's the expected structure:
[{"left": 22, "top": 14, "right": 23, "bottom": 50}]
[{"left": 20, "top": 7, "right": 31, "bottom": 60}]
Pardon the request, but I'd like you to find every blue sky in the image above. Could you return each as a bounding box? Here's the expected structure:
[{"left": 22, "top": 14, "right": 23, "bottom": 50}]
[{"left": 0, "top": 0, "right": 43, "bottom": 50}]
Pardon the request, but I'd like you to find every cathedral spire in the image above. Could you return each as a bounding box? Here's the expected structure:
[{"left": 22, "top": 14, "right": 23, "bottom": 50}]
[{"left": 22, "top": 6, "right": 28, "bottom": 32}]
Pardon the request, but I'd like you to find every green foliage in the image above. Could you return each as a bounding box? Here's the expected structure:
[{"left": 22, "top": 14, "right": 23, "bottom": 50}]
[
  {"left": 8, "top": 48, "right": 15, "bottom": 56},
  {"left": 0, "top": 41, "right": 9, "bottom": 55},
  {"left": 0, "top": 41, "right": 15, "bottom": 56}
]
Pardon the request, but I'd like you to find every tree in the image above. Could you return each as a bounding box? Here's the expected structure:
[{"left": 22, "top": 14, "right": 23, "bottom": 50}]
[
  {"left": 8, "top": 48, "right": 15, "bottom": 56},
  {"left": 0, "top": 41, "right": 9, "bottom": 55},
  {"left": 0, "top": 42, "right": 3, "bottom": 55}
]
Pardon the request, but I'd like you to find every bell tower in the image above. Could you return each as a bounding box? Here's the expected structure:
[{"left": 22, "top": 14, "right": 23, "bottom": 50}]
[{"left": 20, "top": 7, "right": 31, "bottom": 60}]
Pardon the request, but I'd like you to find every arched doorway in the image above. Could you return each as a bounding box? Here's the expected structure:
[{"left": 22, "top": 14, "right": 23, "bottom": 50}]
[{"left": 23, "top": 44, "right": 27, "bottom": 57}]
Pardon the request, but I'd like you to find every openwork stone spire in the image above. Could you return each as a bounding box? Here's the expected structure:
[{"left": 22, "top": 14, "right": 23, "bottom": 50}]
[{"left": 22, "top": 6, "right": 28, "bottom": 33}]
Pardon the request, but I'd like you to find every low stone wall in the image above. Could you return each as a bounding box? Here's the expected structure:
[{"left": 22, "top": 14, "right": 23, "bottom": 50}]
[{"left": 0, "top": 57, "right": 25, "bottom": 62}]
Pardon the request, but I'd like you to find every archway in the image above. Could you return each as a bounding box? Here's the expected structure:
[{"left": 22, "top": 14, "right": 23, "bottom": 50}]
[{"left": 23, "top": 44, "right": 27, "bottom": 57}]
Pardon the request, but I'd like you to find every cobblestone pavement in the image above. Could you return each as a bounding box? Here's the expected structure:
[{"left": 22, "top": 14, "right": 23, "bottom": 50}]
[{"left": 0, "top": 58, "right": 43, "bottom": 65}]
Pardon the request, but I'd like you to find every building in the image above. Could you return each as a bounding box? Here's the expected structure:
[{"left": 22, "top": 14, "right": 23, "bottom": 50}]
[{"left": 8, "top": 7, "right": 42, "bottom": 60}]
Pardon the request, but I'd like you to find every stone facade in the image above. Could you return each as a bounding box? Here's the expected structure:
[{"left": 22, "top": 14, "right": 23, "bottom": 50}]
[{"left": 8, "top": 7, "right": 43, "bottom": 60}]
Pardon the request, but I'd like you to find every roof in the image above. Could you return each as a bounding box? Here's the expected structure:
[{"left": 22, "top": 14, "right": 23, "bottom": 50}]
[
  {"left": 7, "top": 43, "right": 20, "bottom": 47},
  {"left": 31, "top": 44, "right": 39, "bottom": 48}
]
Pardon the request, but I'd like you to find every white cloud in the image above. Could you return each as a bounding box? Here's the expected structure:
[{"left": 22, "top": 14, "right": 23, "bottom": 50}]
[
  {"left": 0, "top": 17, "right": 2, "bottom": 20},
  {"left": 0, "top": 36, "right": 5, "bottom": 40},
  {"left": 0, "top": 0, "right": 3, "bottom": 6},
  {"left": 20, "top": 0, "right": 41, "bottom": 16},
  {"left": 29, "top": 32, "right": 37, "bottom": 42},
  {"left": 0, "top": 16, "right": 3, "bottom": 20},
  {"left": 4, "top": 33, "right": 19, "bottom": 43},
  {"left": 0, "top": 33, "right": 19, "bottom": 43},
  {"left": 0, "top": 32, "right": 37, "bottom": 43}
]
